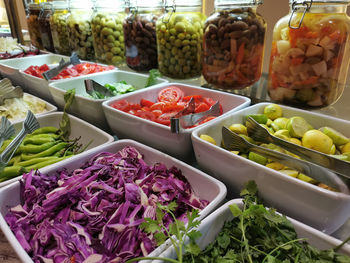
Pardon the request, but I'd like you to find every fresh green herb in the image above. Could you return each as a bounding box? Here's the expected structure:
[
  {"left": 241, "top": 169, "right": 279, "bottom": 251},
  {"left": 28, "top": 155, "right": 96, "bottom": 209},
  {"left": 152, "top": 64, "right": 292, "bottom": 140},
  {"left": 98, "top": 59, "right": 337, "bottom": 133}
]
[
  {"left": 182, "top": 181, "right": 350, "bottom": 263},
  {"left": 125, "top": 202, "right": 202, "bottom": 263},
  {"left": 59, "top": 88, "right": 75, "bottom": 140},
  {"left": 104, "top": 81, "right": 135, "bottom": 95},
  {"left": 145, "top": 69, "right": 161, "bottom": 87}
]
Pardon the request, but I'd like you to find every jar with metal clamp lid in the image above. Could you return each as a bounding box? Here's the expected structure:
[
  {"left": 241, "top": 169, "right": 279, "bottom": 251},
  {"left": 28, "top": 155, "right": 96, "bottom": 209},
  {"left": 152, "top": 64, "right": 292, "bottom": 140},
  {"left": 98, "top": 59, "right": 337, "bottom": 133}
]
[
  {"left": 202, "top": 0, "right": 266, "bottom": 90},
  {"left": 50, "top": 0, "right": 71, "bottom": 55},
  {"left": 66, "top": 0, "right": 95, "bottom": 60},
  {"left": 156, "top": 0, "right": 206, "bottom": 79},
  {"left": 123, "top": 0, "right": 163, "bottom": 71},
  {"left": 38, "top": 2, "right": 55, "bottom": 52},
  {"left": 268, "top": 0, "right": 350, "bottom": 108},
  {"left": 91, "top": 0, "right": 126, "bottom": 65},
  {"left": 26, "top": 1, "right": 44, "bottom": 50}
]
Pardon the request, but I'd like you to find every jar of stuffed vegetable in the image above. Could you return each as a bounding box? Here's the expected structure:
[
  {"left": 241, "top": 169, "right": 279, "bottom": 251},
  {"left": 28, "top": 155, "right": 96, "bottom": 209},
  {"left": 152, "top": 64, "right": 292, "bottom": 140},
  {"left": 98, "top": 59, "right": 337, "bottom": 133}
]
[
  {"left": 91, "top": 0, "right": 126, "bottom": 65},
  {"left": 67, "top": 0, "right": 95, "bottom": 60},
  {"left": 156, "top": 0, "right": 206, "bottom": 79},
  {"left": 268, "top": 0, "right": 350, "bottom": 108},
  {"left": 203, "top": 0, "right": 266, "bottom": 90},
  {"left": 38, "top": 2, "right": 55, "bottom": 52},
  {"left": 50, "top": 0, "right": 70, "bottom": 55},
  {"left": 123, "top": 0, "right": 163, "bottom": 71},
  {"left": 26, "top": 1, "right": 44, "bottom": 50}
]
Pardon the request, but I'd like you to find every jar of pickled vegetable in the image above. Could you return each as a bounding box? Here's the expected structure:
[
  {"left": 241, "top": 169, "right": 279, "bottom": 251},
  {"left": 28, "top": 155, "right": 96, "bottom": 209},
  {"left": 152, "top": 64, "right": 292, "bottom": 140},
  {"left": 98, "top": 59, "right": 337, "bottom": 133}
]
[
  {"left": 50, "top": 0, "right": 70, "bottom": 55},
  {"left": 268, "top": 0, "right": 350, "bottom": 108},
  {"left": 67, "top": 0, "right": 95, "bottom": 60},
  {"left": 91, "top": 0, "right": 126, "bottom": 65},
  {"left": 123, "top": 0, "right": 163, "bottom": 71},
  {"left": 156, "top": 0, "right": 206, "bottom": 79},
  {"left": 26, "top": 2, "right": 44, "bottom": 50},
  {"left": 38, "top": 2, "right": 55, "bottom": 52},
  {"left": 203, "top": 0, "right": 266, "bottom": 90}
]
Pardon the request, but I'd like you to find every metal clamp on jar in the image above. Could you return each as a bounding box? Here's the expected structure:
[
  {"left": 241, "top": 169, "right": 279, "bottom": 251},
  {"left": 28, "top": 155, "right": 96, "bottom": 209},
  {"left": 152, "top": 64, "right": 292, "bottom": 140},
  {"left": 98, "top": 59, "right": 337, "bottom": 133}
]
[{"left": 268, "top": 0, "right": 350, "bottom": 108}]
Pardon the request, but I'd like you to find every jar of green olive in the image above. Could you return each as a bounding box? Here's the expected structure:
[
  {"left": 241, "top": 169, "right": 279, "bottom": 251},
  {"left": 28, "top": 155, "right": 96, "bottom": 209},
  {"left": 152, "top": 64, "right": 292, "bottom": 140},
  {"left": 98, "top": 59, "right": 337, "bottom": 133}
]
[
  {"left": 203, "top": 0, "right": 266, "bottom": 90},
  {"left": 156, "top": 0, "right": 206, "bottom": 79},
  {"left": 38, "top": 2, "right": 55, "bottom": 52},
  {"left": 26, "top": 1, "right": 43, "bottom": 50},
  {"left": 50, "top": 0, "right": 71, "bottom": 55},
  {"left": 91, "top": 0, "right": 126, "bottom": 66},
  {"left": 123, "top": 0, "right": 163, "bottom": 71},
  {"left": 67, "top": 0, "right": 95, "bottom": 60}
]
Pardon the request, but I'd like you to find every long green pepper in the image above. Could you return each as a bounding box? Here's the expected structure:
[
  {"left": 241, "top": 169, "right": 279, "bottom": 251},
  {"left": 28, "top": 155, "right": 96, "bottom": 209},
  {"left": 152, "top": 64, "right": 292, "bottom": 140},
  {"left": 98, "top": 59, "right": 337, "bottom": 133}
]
[{"left": 21, "top": 142, "right": 68, "bottom": 161}]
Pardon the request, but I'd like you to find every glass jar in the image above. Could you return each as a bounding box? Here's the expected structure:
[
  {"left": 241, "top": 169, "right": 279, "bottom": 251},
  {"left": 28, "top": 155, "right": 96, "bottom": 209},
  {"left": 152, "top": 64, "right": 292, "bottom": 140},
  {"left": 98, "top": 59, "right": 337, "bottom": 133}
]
[
  {"left": 91, "top": 0, "right": 126, "bottom": 65},
  {"left": 123, "top": 0, "right": 163, "bottom": 71},
  {"left": 156, "top": 0, "right": 206, "bottom": 79},
  {"left": 50, "top": 0, "right": 71, "bottom": 55},
  {"left": 38, "top": 2, "right": 55, "bottom": 52},
  {"left": 203, "top": 0, "right": 266, "bottom": 90},
  {"left": 67, "top": 0, "right": 95, "bottom": 60},
  {"left": 26, "top": 2, "right": 44, "bottom": 50},
  {"left": 268, "top": 0, "right": 350, "bottom": 108}
]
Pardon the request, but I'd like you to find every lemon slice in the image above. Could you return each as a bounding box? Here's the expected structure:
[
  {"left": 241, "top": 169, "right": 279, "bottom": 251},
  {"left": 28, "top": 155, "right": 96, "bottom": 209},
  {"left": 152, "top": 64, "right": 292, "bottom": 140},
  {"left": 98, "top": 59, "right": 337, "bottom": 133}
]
[
  {"left": 248, "top": 152, "right": 267, "bottom": 165},
  {"left": 246, "top": 114, "right": 268, "bottom": 124},
  {"left": 286, "top": 116, "right": 311, "bottom": 138},
  {"left": 271, "top": 117, "right": 289, "bottom": 131},
  {"left": 229, "top": 123, "right": 248, "bottom": 136},
  {"left": 280, "top": 170, "right": 298, "bottom": 178},
  {"left": 263, "top": 104, "right": 283, "bottom": 120},
  {"left": 200, "top": 134, "right": 216, "bottom": 145},
  {"left": 319, "top": 127, "right": 349, "bottom": 146},
  {"left": 297, "top": 173, "right": 318, "bottom": 184}
]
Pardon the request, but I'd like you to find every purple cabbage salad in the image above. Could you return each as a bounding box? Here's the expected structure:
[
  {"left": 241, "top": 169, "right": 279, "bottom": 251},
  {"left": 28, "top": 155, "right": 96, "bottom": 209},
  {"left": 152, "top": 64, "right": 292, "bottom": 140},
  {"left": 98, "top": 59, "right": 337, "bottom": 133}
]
[{"left": 5, "top": 146, "right": 209, "bottom": 263}]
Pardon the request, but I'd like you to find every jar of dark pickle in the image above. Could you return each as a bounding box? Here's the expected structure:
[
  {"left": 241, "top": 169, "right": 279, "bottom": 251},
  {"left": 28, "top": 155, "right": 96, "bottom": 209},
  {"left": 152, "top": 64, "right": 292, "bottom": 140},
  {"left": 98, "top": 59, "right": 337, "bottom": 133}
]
[
  {"left": 268, "top": 0, "right": 350, "bottom": 108},
  {"left": 91, "top": 0, "right": 126, "bottom": 65},
  {"left": 156, "top": 0, "right": 206, "bottom": 79},
  {"left": 123, "top": 0, "right": 163, "bottom": 71},
  {"left": 50, "top": 0, "right": 71, "bottom": 55},
  {"left": 203, "top": 0, "right": 266, "bottom": 90},
  {"left": 38, "top": 2, "right": 55, "bottom": 52},
  {"left": 26, "top": 2, "right": 44, "bottom": 50}
]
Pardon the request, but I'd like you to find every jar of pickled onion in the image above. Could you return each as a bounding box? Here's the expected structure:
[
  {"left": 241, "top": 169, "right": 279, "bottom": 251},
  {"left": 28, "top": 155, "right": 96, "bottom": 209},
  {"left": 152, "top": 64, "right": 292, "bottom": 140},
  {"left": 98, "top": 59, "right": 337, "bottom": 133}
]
[{"left": 268, "top": 0, "right": 350, "bottom": 108}]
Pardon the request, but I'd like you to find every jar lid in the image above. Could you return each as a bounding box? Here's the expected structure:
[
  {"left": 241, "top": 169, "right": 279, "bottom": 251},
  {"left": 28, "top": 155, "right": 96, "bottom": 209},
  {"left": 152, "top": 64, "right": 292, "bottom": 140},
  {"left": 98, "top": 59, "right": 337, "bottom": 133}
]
[
  {"left": 166, "top": 0, "right": 202, "bottom": 7},
  {"left": 41, "top": 2, "right": 52, "bottom": 9},
  {"left": 289, "top": 0, "right": 350, "bottom": 4},
  {"left": 215, "top": 0, "right": 263, "bottom": 6}
]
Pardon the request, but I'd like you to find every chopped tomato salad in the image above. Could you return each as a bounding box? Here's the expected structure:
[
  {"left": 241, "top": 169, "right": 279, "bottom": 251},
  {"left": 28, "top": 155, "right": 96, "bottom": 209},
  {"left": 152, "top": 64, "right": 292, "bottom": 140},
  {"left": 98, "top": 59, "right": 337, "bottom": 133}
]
[
  {"left": 24, "top": 62, "right": 115, "bottom": 80},
  {"left": 110, "top": 86, "right": 223, "bottom": 128}
]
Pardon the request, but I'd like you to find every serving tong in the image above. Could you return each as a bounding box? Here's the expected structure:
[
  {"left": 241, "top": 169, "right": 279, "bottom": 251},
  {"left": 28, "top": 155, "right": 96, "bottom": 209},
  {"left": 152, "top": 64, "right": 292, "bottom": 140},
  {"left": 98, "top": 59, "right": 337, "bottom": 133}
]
[
  {"left": 0, "top": 111, "right": 40, "bottom": 172},
  {"left": 42, "top": 52, "right": 81, "bottom": 80},
  {"left": 0, "top": 116, "right": 15, "bottom": 148},
  {"left": 170, "top": 98, "right": 221, "bottom": 133},
  {"left": 0, "top": 78, "right": 23, "bottom": 105},
  {"left": 245, "top": 117, "right": 350, "bottom": 179},
  {"left": 84, "top": 79, "right": 114, "bottom": 99},
  {"left": 222, "top": 126, "right": 349, "bottom": 193}
]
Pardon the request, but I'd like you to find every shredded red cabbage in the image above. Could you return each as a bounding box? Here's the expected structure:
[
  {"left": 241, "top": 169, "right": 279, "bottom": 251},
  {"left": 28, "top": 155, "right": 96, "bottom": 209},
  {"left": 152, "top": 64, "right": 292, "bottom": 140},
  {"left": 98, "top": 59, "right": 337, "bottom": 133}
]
[{"left": 5, "top": 146, "right": 208, "bottom": 263}]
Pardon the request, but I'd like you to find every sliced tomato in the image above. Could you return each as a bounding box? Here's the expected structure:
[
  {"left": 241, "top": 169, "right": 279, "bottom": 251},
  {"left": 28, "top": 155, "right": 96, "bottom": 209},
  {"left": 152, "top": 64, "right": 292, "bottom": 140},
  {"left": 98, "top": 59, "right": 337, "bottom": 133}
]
[
  {"left": 158, "top": 86, "right": 184, "bottom": 103},
  {"left": 129, "top": 103, "right": 142, "bottom": 111},
  {"left": 134, "top": 111, "right": 156, "bottom": 121},
  {"left": 156, "top": 111, "right": 178, "bottom": 126},
  {"left": 150, "top": 102, "right": 166, "bottom": 111},
  {"left": 151, "top": 109, "right": 163, "bottom": 118},
  {"left": 195, "top": 102, "right": 210, "bottom": 113},
  {"left": 162, "top": 103, "right": 185, "bottom": 113},
  {"left": 202, "top": 97, "right": 216, "bottom": 107},
  {"left": 140, "top": 99, "right": 155, "bottom": 108},
  {"left": 111, "top": 100, "right": 130, "bottom": 112},
  {"left": 183, "top": 95, "right": 202, "bottom": 102}
]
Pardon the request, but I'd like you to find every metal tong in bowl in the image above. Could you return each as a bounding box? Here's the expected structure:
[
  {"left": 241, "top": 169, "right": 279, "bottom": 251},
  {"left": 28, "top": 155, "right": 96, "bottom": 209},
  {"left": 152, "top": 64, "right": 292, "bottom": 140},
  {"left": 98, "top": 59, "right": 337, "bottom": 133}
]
[
  {"left": 0, "top": 78, "right": 23, "bottom": 105},
  {"left": 222, "top": 126, "right": 349, "bottom": 193},
  {"left": 0, "top": 111, "right": 40, "bottom": 172},
  {"left": 0, "top": 116, "right": 15, "bottom": 148},
  {"left": 170, "top": 98, "right": 221, "bottom": 133},
  {"left": 84, "top": 79, "right": 114, "bottom": 99},
  {"left": 246, "top": 116, "right": 350, "bottom": 180},
  {"left": 42, "top": 52, "right": 81, "bottom": 80}
]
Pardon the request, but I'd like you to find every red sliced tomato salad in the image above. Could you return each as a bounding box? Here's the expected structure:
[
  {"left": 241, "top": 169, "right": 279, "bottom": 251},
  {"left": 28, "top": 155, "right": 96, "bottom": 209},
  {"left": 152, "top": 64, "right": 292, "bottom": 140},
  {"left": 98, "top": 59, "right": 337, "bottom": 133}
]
[
  {"left": 24, "top": 62, "right": 115, "bottom": 80},
  {"left": 110, "top": 86, "right": 223, "bottom": 128}
]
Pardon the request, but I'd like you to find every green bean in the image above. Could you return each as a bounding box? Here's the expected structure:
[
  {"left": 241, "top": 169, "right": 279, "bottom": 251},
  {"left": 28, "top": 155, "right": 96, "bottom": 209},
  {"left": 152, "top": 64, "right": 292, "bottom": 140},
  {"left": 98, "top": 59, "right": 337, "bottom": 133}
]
[
  {"left": 0, "top": 139, "right": 12, "bottom": 153},
  {"left": 21, "top": 142, "right": 68, "bottom": 161},
  {"left": 27, "top": 156, "right": 71, "bottom": 170},
  {"left": 17, "top": 157, "right": 59, "bottom": 167},
  {"left": 31, "top": 126, "right": 59, "bottom": 135},
  {"left": 0, "top": 166, "right": 28, "bottom": 182},
  {"left": 20, "top": 141, "right": 58, "bottom": 154}
]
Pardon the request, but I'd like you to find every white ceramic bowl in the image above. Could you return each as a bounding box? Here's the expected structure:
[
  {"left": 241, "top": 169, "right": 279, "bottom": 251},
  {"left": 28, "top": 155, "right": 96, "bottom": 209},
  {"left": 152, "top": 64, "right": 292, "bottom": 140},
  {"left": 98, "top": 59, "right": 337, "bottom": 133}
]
[
  {"left": 6, "top": 93, "right": 57, "bottom": 124},
  {"left": 0, "top": 112, "right": 114, "bottom": 188},
  {"left": 0, "top": 139, "right": 227, "bottom": 263},
  {"left": 102, "top": 83, "right": 251, "bottom": 161},
  {"left": 0, "top": 54, "right": 68, "bottom": 89},
  {"left": 192, "top": 102, "right": 350, "bottom": 234},
  {"left": 48, "top": 70, "right": 168, "bottom": 130},
  {"left": 157, "top": 199, "right": 350, "bottom": 261}
]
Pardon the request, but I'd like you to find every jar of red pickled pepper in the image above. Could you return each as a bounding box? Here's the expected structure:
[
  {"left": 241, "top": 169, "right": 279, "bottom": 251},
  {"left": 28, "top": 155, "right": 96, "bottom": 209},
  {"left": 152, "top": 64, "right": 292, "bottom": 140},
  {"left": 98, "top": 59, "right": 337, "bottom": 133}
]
[
  {"left": 268, "top": 0, "right": 350, "bottom": 108},
  {"left": 202, "top": 0, "right": 266, "bottom": 90}
]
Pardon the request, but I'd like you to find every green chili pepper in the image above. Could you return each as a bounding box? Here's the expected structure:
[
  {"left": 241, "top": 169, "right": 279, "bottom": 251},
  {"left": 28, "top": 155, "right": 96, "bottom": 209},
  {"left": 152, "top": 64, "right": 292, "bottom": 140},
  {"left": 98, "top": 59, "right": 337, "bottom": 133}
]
[
  {"left": 23, "top": 136, "right": 56, "bottom": 145},
  {"left": 20, "top": 141, "right": 58, "bottom": 154},
  {"left": 17, "top": 157, "right": 59, "bottom": 167},
  {"left": 21, "top": 142, "right": 68, "bottom": 161},
  {"left": 0, "top": 166, "right": 28, "bottom": 182},
  {"left": 31, "top": 126, "right": 59, "bottom": 135},
  {"left": 27, "top": 156, "right": 71, "bottom": 170}
]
